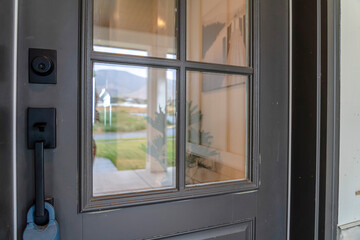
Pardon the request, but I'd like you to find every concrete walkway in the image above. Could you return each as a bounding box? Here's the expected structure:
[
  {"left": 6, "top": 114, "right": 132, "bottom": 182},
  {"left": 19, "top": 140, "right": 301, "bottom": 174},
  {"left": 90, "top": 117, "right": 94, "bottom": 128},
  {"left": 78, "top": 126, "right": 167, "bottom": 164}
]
[{"left": 93, "top": 157, "right": 175, "bottom": 196}]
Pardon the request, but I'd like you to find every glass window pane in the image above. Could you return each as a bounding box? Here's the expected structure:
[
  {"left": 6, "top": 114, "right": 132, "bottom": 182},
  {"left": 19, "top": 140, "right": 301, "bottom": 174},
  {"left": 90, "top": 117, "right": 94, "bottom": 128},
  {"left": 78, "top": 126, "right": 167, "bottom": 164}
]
[
  {"left": 187, "top": 0, "right": 249, "bottom": 66},
  {"left": 93, "top": 0, "right": 177, "bottom": 59},
  {"left": 92, "top": 63, "right": 177, "bottom": 196},
  {"left": 186, "top": 71, "right": 248, "bottom": 185}
]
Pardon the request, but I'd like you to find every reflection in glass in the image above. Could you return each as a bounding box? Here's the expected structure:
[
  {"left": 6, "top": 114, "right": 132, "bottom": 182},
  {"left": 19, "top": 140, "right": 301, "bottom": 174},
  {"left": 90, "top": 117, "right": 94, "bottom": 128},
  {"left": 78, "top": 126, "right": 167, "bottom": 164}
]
[
  {"left": 186, "top": 71, "right": 248, "bottom": 185},
  {"left": 93, "top": 0, "right": 177, "bottom": 59},
  {"left": 92, "top": 63, "right": 176, "bottom": 196},
  {"left": 187, "top": 0, "right": 249, "bottom": 66}
]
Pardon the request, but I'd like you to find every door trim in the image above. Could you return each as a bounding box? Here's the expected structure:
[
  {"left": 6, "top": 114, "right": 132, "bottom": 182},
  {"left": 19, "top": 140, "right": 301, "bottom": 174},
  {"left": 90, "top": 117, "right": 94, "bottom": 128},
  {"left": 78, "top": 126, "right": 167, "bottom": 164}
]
[
  {"left": 324, "top": 0, "right": 340, "bottom": 239},
  {"left": 0, "top": 0, "right": 18, "bottom": 239},
  {"left": 290, "top": 0, "right": 341, "bottom": 239}
]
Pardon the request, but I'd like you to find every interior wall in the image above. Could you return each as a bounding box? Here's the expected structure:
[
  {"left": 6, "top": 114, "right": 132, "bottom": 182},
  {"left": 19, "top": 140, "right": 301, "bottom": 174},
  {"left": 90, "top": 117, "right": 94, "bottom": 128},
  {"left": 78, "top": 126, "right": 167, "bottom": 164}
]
[{"left": 338, "top": 0, "right": 360, "bottom": 226}]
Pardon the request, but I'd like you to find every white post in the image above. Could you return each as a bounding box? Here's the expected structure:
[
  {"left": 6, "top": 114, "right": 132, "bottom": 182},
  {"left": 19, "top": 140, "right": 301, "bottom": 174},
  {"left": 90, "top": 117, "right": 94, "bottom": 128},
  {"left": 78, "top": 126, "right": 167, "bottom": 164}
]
[
  {"left": 109, "top": 104, "right": 112, "bottom": 126},
  {"left": 104, "top": 106, "right": 107, "bottom": 127}
]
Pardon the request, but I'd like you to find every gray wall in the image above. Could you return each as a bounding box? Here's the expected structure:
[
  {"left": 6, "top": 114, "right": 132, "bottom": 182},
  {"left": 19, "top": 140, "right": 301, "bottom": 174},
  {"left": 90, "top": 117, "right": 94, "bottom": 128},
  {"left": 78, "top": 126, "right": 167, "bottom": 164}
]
[{"left": 0, "top": 0, "right": 17, "bottom": 239}]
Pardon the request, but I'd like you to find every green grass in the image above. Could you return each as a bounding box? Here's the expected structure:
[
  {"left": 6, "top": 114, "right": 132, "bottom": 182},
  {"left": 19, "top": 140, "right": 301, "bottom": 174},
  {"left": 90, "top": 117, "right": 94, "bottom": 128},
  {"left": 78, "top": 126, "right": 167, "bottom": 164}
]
[
  {"left": 93, "top": 110, "right": 146, "bottom": 133},
  {"left": 95, "top": 137, "right": 176, "bottom": 170}
]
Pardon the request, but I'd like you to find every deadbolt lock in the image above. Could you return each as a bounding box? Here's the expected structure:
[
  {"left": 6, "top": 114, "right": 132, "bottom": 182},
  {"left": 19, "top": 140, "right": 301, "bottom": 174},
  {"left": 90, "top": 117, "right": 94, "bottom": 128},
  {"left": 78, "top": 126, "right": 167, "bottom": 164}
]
[
  {"left": 31, "top": 56, "right": 54, "bottom": 75},
  {"left": 29, "top": 48, "right": 57, "bottom": 84}
]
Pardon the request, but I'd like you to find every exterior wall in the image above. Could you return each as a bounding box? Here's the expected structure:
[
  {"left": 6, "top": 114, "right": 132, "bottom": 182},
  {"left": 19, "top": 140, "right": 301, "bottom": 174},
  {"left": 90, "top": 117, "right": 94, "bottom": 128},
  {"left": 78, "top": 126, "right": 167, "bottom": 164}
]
[{"left": 338, "top": 0, "right": 360, "bottom": 234}]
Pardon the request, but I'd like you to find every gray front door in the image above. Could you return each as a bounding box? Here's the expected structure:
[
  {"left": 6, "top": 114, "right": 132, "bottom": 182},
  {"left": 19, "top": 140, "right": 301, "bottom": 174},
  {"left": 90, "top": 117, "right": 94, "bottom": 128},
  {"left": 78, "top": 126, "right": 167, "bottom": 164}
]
[{"left": 16, "top": 0, "right": 289, "bottom": 239}]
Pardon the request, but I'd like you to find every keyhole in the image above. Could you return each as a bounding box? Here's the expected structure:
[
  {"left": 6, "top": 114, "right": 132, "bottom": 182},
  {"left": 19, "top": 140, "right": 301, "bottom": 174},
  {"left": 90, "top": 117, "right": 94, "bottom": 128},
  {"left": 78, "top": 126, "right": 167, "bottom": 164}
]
[
  {"left": 34, "top": 122, "right": 47, "bottom": 132},
  {"left": 38, "top": 63, "right": 46, "bottom": 71},
  {"left": 31, "top": 56, "right": 53, "bottom": 75}
]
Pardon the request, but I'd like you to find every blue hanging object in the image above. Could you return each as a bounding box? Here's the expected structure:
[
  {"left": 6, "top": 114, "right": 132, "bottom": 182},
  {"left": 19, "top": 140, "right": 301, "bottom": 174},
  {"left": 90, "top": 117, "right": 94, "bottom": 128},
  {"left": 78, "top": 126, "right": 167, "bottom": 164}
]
[{"left": 23, "top": 202, "right": 60, "bottom": 240}]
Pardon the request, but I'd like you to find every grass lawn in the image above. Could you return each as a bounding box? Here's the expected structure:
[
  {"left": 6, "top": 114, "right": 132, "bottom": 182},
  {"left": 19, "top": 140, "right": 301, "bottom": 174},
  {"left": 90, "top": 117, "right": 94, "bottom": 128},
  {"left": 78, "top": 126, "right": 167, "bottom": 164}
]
[
  {"left": 93, "top": 108, "right": 147, "bottom": 133},
  {"left": 95, "top": 137, "right": 176, "bottom": 170}
]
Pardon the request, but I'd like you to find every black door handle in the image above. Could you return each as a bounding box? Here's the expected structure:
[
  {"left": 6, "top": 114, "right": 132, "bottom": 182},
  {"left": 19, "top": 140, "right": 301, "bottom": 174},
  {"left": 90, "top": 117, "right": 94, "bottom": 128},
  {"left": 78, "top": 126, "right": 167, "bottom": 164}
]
[
  {"left": 27, "top": 108, "right": 56, "bottom": 226},
  {"left": 34, "top": 141, "right": 48, "bottom": 226}
]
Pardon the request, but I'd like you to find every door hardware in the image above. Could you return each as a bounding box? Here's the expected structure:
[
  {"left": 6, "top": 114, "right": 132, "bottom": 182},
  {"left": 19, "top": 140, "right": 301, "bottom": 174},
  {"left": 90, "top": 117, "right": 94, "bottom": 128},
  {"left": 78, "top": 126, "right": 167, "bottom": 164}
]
[
  {"left": 34, "top": 141, "right": 47, "bottom": 226},
  {"left": 23, "top": 108, "right": 59, "bottom": 239},
  {"left": 27, "top": 108, "right": 56, "bottom": 226},
  {"left": 31, "top": 56, "right": 53, "bottom": 75},
  {"left": 29, "top": 48, "right": 57, "bottom": 84},
  {"left": 27, "top": 108, "right": 56, "bottom": 149}
]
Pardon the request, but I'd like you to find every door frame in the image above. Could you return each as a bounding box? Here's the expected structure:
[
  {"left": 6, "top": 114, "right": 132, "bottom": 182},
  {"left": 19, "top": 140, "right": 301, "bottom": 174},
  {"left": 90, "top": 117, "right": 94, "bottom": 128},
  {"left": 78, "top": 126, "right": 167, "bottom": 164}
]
[
  {"left": 289, "top": 0, "right": 341, "bottom": 239},
  {"left": 0, "top": 0, "right": 18, "bottom": 239},
  {"left": 324, "top": 0, "right": 340, "bottom": 238}
]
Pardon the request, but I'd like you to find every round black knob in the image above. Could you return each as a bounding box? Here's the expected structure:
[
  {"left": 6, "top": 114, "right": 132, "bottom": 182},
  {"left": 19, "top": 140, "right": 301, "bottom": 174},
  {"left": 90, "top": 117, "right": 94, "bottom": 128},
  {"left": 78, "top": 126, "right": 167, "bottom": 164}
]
[{"left": 31, "top": 56, "right": 53, "bottom": 75}]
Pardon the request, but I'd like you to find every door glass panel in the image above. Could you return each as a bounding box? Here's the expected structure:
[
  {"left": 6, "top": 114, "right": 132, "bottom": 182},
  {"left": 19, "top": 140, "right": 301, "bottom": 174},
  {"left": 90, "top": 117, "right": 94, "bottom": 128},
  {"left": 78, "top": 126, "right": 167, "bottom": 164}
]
[
  {"left": 187, "top": 0, "right": 249, "bottom": 66},
  {"left": 186, "top": 71, "right": 248, "bottom": 185},
  {"left": 93, "top": 0, "right": 177, "bottom": 59},
  {"left": 92, "top": 63, "right": 177, "bottom": 196}
]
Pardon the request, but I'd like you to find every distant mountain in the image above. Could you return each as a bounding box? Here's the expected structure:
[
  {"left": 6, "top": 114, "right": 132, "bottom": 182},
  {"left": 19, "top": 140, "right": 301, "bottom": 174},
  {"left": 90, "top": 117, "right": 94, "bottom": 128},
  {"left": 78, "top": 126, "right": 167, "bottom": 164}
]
[
  {"left": 94, "top": 69, "right": 176, "bottom": 101},
  {"left": 95, "top": 69, "right": 147, "bottom": 99}
]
